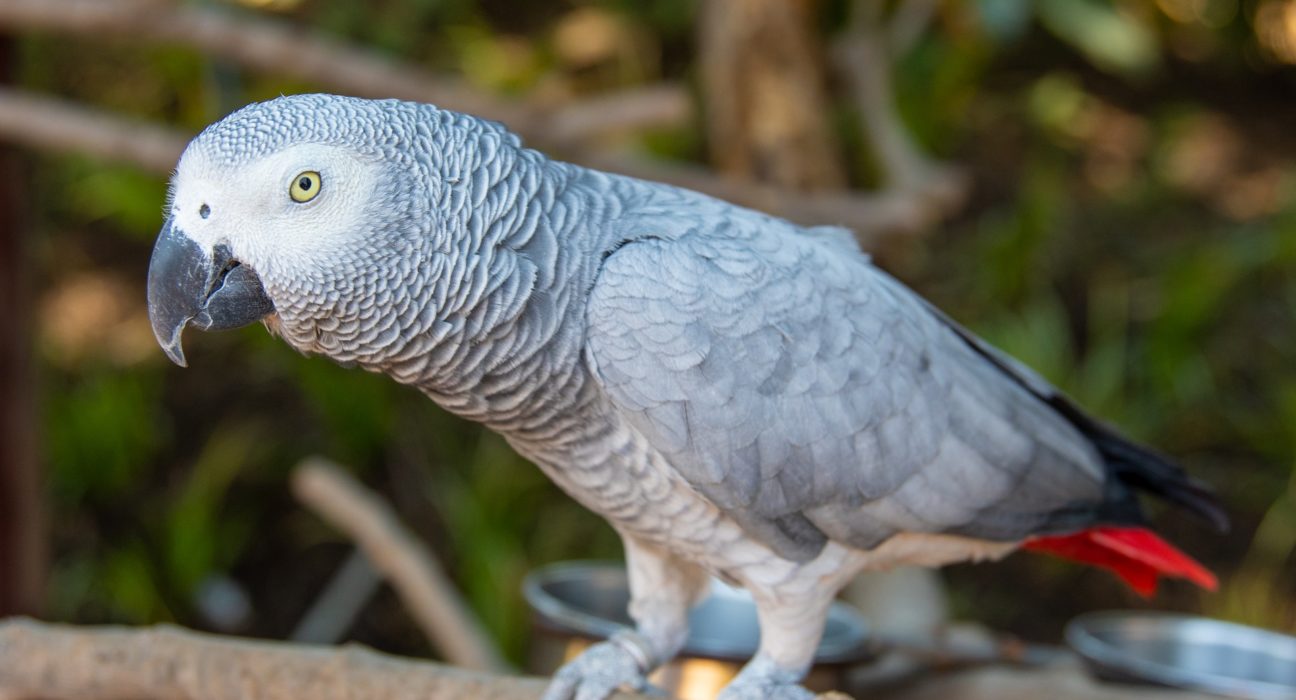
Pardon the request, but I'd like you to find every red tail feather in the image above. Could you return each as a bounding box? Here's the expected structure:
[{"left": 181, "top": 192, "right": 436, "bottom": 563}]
[{"left": 1023, "top": 527, "right": 1217, "bottom": 597}]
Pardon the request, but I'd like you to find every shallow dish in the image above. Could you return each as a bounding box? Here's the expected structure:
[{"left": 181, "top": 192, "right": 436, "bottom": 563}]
[{"left": 1066, "top": 611, "right": 1296, "bottom": 699}]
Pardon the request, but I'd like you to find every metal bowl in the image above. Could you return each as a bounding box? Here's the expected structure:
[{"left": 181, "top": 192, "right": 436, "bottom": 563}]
[
  {"left": 523, "top": 561, "right": 871, "bottom": 699},
  {"left": 1066, "top": 611, "right": 1296, "bottom": 699}
]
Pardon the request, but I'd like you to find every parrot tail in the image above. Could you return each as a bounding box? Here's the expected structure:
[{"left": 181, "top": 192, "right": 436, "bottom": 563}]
[{"left": 1022, "top": 526, "right": 1217, "bottom": 597}]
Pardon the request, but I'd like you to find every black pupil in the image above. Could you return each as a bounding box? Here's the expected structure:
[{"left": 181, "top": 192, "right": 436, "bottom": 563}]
[{"left": 299, "top": 176, "right": 313, "bottom": 191}]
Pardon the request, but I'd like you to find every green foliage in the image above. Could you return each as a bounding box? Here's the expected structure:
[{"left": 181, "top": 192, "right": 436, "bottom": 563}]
[
  {"left": 1036, "top": 0, "right": 1160, "bottom": 78},
  {"left": 164, "top": 426, "right": 263, "bottom": 596},
  {"left": 45, "top": 370, "right": 162, "bottom": 503},
  {"left": 66, "top": 163, "right": 171, "bottom": 240},
  {"left": 291, "top": 355, "right": 400, "bottom": 467}
]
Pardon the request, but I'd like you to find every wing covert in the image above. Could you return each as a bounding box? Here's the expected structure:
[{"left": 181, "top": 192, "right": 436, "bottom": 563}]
[{"left": 584, "top": 215, "right": 1109, "bottom": 562}]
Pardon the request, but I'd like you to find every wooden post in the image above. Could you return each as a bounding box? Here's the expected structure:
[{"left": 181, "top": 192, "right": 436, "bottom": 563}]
[{"left": 0, "top": 34, "right": 46, "bottom": 617}]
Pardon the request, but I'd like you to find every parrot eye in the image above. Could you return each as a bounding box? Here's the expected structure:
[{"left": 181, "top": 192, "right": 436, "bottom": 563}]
[{"left": 289, "top": 171, "right": 322, "bottom": 203}]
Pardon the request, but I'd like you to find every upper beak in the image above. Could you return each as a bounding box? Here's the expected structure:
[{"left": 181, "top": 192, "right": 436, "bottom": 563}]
[{"left": 146, "top": 219, "right": 275, "bottom": 367}]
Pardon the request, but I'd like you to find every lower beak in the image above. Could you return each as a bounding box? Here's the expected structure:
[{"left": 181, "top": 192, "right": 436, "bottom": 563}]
[{"left": 146, "top": 219, "right": 274, "bottom": 367}]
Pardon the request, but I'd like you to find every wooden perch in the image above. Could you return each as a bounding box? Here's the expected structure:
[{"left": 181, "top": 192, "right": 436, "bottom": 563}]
[
  {"left": 292, "top": 457, "right": 507, "bottom": 674},
  {"left": 0, "top": 617, "right": 653, "bottom": 700},
  {"left": 0, "top": 619, "right": 865, "bottom": 700}
]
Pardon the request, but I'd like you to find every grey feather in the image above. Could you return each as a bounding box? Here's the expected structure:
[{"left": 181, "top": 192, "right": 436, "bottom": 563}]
[{"left": 585, "top": 209, "right": 1108, "bottom": 561}]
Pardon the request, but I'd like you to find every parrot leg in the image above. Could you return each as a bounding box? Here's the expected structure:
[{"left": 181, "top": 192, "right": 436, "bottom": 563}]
[
  {"left": 541, "top": 536, "right": 708, "bottom": 700},
  {"left": 717, "top": 591, "right": 831, "bottom": 700}
]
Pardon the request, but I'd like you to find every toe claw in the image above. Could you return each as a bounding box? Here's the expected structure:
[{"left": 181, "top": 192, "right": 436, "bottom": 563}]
[
  {"left": 718, "top": 656, "right": 818, "bottom": 700},
  {"left": 541, "top": 636, "right": 651, "bottom": 700}
]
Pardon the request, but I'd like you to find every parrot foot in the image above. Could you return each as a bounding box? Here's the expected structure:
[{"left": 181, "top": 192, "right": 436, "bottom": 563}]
[
  {"left": 718, "top": 656, "right": 818, "bottom": 700},
  {"left": 541, "top": 630, "right": 663, "bottom": 700}
]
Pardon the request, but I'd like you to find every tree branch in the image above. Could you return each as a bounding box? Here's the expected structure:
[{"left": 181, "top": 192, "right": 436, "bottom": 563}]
[
  {"left": 583, "top": 153, "right": 931, "bottom": 244},
  {"left": 540, "top": 84, "right": 691, "bottom": 151},
  {"left": 833, "top": 2, "right": 969, "bottom": 224},
  {"left": 887, "top": 0, "right": 943, "bottom": 57},
  {"left": 292, "top": 457, "right": 507, "bottom": 674},
  {"left": 0, "top": 0, "right": 686, "bottom": 147},
  {"left": 0, "top": 85, "right": 934, "bottom": 240},
  {"left": 0, "top": 619, "right": 867, "bottom": 700},
  {"left": 0, "top": 618, "right": 651, "bottom": 700},
  {"left": 0, "top": 88, "right": 185, "bottom": 173}
]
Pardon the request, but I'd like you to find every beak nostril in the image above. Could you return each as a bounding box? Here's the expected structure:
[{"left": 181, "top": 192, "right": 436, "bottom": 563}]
[{"left": 199, "top": 203, "right": 211, "bottom": 219}]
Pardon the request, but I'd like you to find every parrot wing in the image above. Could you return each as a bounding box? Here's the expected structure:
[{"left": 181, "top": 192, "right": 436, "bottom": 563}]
[{"left": 583, "top": 213, "right": 1132, "bottom": 563}]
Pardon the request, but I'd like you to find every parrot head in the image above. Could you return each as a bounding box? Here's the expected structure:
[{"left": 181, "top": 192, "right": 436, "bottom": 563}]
[{"left": 146, "top": 93, "right": 514, "bottom": 367}]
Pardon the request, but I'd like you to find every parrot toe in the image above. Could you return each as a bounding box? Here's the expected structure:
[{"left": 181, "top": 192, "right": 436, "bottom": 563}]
[
  {"left": 541, "top": 636, "right": 654, "bottom": 700},
  {"left": 718, "top": 656, "right": 818, "bottom": 700}
]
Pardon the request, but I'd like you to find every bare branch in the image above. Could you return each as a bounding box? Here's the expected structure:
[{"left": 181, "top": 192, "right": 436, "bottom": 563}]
[
  {"left": 0, "top": 0, "right": 952, "bottom": 239},
  {"left": 541, "top": 83, "right": 691, "bottom": 150},
  {"left": 838, "top": 5, "right": 929, "bottom": 191},
  {"left": 888, "top": 0, "right": 942, "bottom": 57},
  {"left": 0, "top": 0, "right": 519, "bottom": 121},
  {"left": 0, "top": 86, "right": 932, "bottom": 240},
  {"left": 0, "top": 0, "right": 686, "bottom": 147},
  {"left": 583, "top": 153, "right": 936, "bottom": 244},
  {"left": 290, "top": 549, "right": 383, "bottom": 645},
  {"left": 292, "top": 457, "right": 507, "bottom": 674},
  {"left": 834, "top": 2, "right": 969, "bottom": 222},
  {"left": 0, "top": 618, "right": 653, "bottom": 700},
  {"left": 0, "top": 619, "right": 866, "bottom": 700},
  {"left": 0, "top": 88, "right": 185, "bottom": 172}
]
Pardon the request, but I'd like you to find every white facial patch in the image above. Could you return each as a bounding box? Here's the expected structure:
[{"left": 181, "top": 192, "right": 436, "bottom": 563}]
[{"left": 168, "top": 142, "right": 383, "bottom": 283}]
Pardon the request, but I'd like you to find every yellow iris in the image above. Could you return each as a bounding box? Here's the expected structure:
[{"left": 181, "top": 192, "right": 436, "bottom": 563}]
[{"left": 290, "top": 171, "right": 321, "bottom": 203}]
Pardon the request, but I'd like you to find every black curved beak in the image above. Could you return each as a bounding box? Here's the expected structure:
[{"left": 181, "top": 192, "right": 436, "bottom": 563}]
[{"left": 147, "top": 219, "right": 274, "bottom": 367}]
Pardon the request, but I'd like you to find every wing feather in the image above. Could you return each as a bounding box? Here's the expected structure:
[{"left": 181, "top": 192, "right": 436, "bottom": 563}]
[{"left": 584, "top": 215, "right": 1112, "bottom": 562}]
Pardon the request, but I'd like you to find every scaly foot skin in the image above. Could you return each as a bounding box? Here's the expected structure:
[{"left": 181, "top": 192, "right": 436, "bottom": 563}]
[
  {"left": 541, "top": 631, "right": 658, "bottom": 700},
  {"left": 717, "top": 656, "right": 817, "bottom": 700}
]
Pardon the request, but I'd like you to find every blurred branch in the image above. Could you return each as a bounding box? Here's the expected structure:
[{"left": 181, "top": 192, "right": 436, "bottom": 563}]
[
  {"left": 0, "top": 85, "right": 932, "bottom": 240},
  {"left": 0, "top": 0, "right": 958, "bottom": 239},
  {"left": 0, "top": 88, "right": 185, "bottom": 172},
  {"left": 290, "top": 549, "right": 383, "bottom": 645},
  {"left": 542, "top": 83, "right": 690, "bottom": 150},
  {"left": 834, "top": 1, "right": 968, "bottom": 225},
  {"left": 0, "top": 0, "right": 687, "bottom": 146},
  {"left": 0, "top": 618, "right": 655, "bottom": 700},
  {"left": 0, "top": 0, "right": 515, "bottom": 120},
  {"left": 291, "top": 457, "right": 507, "bottom": 674},
  {"left": 587, "top": 153, "right": 931, "bottom": 245},
  {"left": 887, "top": 0, "right": 942, "bottom": 56}
]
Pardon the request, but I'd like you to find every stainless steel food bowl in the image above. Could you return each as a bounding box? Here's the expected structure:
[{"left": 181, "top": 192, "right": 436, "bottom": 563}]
[
  {"left": 1066, "top": 611, "right": 1296, "bottom": 699},
  {"left": 524, "top": 561, "right": 871, "bottom": 699}
]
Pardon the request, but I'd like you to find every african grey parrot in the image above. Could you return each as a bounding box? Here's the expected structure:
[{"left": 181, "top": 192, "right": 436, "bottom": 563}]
[{"left": 147, "top": 94, "right": 1226, "bottom": 700}]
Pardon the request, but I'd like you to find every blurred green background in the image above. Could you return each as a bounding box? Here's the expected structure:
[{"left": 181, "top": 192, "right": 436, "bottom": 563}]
[{"left": 1, "top": 0, "right": 1293, "bottom": 666}]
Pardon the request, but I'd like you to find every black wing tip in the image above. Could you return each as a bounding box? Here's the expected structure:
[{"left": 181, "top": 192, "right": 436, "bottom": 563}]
[
  {"left": 1174, "top": 477, "right": 1231, "bottom": 533},
  {"left": 1096, "top": 431, "right": 1230, "bottom": 533}
]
